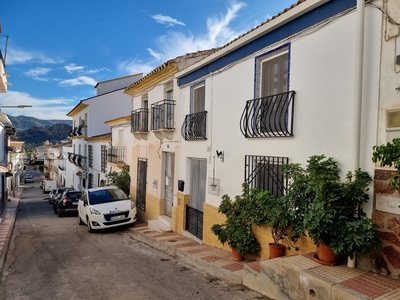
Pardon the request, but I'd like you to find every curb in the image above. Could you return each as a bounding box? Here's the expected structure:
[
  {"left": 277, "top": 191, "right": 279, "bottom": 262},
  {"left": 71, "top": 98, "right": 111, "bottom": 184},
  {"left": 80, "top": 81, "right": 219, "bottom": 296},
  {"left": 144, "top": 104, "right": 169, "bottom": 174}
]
[{"left": 0, "top": 197, "right": 20, "bottom": 276}]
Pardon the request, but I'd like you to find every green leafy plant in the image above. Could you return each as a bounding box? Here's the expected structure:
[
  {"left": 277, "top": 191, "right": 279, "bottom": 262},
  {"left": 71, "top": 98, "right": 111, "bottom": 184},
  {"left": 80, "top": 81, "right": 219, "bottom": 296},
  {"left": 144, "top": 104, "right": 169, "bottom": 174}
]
[
  {"left": 286, "top": 155, "right": 380, "bottom": 257},
  {"left": 106, "top": 165, "right": 131, "bottom": 195},
  {"left": 211, "top": 184, "right": 261, "bottom": 256},
  {"left": 372, "top": 138, "right": 400, "bottom": 190}
]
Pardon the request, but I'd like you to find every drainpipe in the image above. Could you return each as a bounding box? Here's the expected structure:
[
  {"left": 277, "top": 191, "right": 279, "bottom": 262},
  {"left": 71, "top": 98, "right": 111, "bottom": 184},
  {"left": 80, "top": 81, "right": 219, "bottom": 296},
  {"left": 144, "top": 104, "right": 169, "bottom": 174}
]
[{"left": 353, "top": 0, "right": 365, "bottom": 170}]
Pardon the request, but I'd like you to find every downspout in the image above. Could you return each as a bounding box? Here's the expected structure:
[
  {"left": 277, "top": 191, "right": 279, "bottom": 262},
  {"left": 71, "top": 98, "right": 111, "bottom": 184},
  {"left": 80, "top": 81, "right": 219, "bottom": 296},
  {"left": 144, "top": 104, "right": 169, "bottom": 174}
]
[{"left": 353, "top": 0, "right": 365, "bottom": 170}]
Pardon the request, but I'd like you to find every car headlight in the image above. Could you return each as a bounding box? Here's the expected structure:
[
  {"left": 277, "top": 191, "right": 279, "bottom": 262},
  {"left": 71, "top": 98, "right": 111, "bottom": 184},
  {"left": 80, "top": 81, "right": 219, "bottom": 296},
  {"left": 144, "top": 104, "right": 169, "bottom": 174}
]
[
  {"left": 89, "top": 207, "right": 101, "bottom": 215},
  {"left": 131, "top": 201, "right": 136, "bottom": 209}
]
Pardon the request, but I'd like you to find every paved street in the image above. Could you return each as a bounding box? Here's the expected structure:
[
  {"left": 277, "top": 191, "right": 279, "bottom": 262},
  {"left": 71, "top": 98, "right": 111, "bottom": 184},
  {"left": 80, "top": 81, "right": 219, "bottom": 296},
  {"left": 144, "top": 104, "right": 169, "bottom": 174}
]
[{"left": 0, "top": 178, "right": 265, "bottom": 300}]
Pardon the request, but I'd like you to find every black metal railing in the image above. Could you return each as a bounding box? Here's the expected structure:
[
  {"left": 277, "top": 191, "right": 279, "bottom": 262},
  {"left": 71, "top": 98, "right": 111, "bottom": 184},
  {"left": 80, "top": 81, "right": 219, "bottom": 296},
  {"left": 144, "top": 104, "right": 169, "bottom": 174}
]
[
  {"left": 151, "top": 99, "right": 175, "bottom": 130},
  {"left": 76, "top": 155, "right": 86, "bottom": 169},
  {"left": 240, "top": 91, "right": 295, "bottom": 138},
  {"left": 58, "top": 159, "right": 66, "bottom": 171},
  {"left": 131, "top": 108, "right": 149, "bottom": 132},
  {"left": 245, "top": 155, "right": 289, "bottom": 197},
  {"left": 67, "top": 152, "right": 74, "bottom": 163},
  {"left": 185, "top": 205, "right": 203, "bottom": 239},
  {"left": 107, "top": 146, "right": 125, "bottom": 164},
  {"left": 181, "top": 111, "right": 207, "bottom": 141}
]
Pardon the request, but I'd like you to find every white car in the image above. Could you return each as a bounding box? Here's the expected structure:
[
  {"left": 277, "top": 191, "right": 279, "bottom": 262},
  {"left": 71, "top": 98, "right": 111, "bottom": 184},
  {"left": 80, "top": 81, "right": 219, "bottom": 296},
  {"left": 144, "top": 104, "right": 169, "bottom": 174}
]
[{"left": 77, "top": 186, "right": 137, "bottom": 232}]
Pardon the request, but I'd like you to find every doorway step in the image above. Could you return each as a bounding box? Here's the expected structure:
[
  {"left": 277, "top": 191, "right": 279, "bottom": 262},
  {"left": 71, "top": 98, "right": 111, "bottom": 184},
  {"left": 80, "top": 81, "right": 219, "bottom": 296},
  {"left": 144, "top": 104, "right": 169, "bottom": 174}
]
[{"left": 148, "top": 215, "right": 172, "bottom": 232}]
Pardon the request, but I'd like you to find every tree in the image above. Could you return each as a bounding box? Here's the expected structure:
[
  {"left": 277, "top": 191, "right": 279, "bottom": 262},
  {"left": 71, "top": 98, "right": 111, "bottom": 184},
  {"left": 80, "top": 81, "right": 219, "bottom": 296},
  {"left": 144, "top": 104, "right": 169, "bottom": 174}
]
[{"left": 106, "top": 165, "right": 130, "bottom": 195}]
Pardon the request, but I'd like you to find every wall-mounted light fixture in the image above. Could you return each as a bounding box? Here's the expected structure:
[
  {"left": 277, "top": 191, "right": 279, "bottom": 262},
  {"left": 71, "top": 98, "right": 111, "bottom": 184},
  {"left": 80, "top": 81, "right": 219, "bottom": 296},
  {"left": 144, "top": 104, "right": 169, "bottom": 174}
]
[{"left": 216, "top": 150, "right": 224, "bottom": 162}]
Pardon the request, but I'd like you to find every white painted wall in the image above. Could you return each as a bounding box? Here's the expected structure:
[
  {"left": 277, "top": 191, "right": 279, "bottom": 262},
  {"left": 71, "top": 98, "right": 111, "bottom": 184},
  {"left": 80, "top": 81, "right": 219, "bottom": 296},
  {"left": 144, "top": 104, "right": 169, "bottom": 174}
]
[
  {"left": 178, "top": 8, "right": 381, "bottom": 215},
  {"left": 377, "top": 0, "right": 400, "bottom": 144},
  {"left": 89, "top": 140, "right": 108, "bottom": 187},
  {"left": 86, "top": 89, "right": 132, "bottom": 137}
]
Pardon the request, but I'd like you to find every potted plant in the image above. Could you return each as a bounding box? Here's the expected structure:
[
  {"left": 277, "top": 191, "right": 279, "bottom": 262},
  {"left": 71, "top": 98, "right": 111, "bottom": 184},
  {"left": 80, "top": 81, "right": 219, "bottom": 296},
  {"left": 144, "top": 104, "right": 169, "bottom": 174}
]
[
  {"left": 211, "top": 184, "right": 261, "bottom": 260},
  {"left": 287, "top": 155, "right": 378, "bottom": 265},
  {"left": 250, "top": 192, "right": 293, "bottom": 258}
]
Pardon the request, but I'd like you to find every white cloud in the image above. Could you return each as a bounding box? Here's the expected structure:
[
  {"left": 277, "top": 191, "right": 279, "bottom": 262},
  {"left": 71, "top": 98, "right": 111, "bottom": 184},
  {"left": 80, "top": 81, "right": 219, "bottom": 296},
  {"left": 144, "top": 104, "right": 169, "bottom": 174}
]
[
  {"left": 6, "top": 47, "right": 63, "bottom": 65},
  {"left": 147, "top": 48, "right": 162, "bottom": 61},
  {"left": 141, "top": 2, "right": 246, "bottom": 65},
  {"left": 59, "top": 76, "right": 97, "bottom": 87},
  {"left": 64, "top": 63, "right": 86, "bottom": 73},
  {"left": 0, "top": 91, "right": 73, "bottom": 120},
  {"left": 119, "top": 2, "right": 246, "bottom": 76},
  {"left": 24, "top": 67, "right": 52, "bottom": 81},
  {"left": 118, "top": 59, "right": 154, "bottom": 76},
  {"left": 152, "top": 14, "right": 185, "bottom": 27},
  {"left": 64, "top": 63, "right": 110, "bottom": 75}
]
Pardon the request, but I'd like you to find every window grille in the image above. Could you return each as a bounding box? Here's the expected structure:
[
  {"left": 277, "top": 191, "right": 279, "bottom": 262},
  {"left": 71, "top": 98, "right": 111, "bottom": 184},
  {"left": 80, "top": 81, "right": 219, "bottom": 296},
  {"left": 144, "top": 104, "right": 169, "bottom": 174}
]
[{"left": 244, "top": 155, "right": 288, "bottom": 197}]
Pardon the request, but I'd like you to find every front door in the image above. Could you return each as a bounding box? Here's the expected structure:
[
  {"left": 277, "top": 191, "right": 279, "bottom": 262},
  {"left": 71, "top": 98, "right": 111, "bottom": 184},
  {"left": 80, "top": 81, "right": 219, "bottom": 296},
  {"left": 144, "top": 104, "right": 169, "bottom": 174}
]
[
  {"left": 163, "top": 152, "right": 174, "bottom": 217},
  {"left": 186, "top": 158, "right": 207, "bottom": 239},
  {"left": 136, "top": 158, "right": 147, "bottom": 211}
]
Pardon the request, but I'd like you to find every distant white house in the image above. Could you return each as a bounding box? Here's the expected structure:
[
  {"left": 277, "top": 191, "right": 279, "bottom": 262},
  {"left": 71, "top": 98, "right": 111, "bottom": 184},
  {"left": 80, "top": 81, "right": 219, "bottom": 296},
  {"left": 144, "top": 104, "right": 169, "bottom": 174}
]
[{"left": 66, "top": 74, "right": 142, "bottom": 190}]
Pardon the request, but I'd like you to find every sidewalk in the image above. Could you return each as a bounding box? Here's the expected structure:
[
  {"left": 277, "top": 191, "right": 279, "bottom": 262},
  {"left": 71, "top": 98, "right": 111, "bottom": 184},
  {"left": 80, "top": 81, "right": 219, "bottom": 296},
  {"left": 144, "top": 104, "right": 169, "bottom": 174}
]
[
  {"left": 0, "top": 195, "right": 19, "bottom": 275},
  {"left": 128, "top": 223, "right": 400, "bottom": 300}
]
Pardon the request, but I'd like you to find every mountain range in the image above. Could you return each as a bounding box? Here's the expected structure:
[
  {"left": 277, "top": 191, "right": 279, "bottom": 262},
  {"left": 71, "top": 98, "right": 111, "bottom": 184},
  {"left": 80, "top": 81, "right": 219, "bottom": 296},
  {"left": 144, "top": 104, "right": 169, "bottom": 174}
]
[{"left": 8, "top": 115, "right": 72, "bottom": 147}]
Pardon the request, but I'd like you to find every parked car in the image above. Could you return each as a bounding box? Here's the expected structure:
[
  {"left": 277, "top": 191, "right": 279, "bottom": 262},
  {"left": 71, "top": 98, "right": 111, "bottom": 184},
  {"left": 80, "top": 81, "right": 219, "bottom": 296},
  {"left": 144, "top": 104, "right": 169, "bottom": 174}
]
[
  {"left": 24, "top": 173, "right": 34, "bottom": 183},
  {"left": 48, "top": 188, "right": 58, "bottom": 203},
  {"left": 50, "top": 187, "right": 74, "bottom": 204},
  {"left": 77, "top": 186, "right": 137, "bottom": 232},
  {"left": 54, "top": 190, "right": 82, "bottom": 217},
  {"left": 40, "top": 180, "right": 44, "bottom": 189}
]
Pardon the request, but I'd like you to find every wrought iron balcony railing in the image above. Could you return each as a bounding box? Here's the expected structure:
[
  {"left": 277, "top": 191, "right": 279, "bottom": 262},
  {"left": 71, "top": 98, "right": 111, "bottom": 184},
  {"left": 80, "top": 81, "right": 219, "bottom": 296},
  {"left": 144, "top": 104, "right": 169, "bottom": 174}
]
[
  {"left": 151, "top": 99, "right": 175, "bottom": 130},
  {"left": 131, "top": 108, "right": 149, "bottom": 132},
  {"left": 181, "top": 111, "right": 207, "bottom": 141},
  {"left": 107, "top": 146, "right": 125, "bottom": 164},
  {"left": 76, "top": 155, "right": 87, "bottom": 169},
  {"left": 240, "top": 91, "right": 295, "bottom": 138}
]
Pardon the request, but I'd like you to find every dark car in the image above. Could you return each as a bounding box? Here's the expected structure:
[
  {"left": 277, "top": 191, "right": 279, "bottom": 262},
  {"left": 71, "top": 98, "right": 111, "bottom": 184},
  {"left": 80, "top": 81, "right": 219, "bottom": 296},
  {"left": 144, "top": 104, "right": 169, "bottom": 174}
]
[
  {"left": 50, "top": 187, "right": 74, "bottom": 204},
  {"left": 54, "top": 190, "right": 82, "bottom": 217}
]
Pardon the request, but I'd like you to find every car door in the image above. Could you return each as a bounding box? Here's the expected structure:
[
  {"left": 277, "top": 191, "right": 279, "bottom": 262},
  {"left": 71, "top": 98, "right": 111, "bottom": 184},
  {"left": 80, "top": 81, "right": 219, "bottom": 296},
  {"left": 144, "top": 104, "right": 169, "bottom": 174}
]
[{"left": 78, "top": 191, "right": 87, "bottom": 220}]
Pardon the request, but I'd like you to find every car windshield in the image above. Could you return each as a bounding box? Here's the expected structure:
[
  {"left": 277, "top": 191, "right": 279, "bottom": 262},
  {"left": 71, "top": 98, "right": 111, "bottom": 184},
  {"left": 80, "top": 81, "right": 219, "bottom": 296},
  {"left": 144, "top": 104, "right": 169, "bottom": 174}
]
[
  {"left": 88, "top": 188, "right": 128, "bottom": 205},
  {"left": 67, "top": 192, "right": 82, "bottom": 201}
]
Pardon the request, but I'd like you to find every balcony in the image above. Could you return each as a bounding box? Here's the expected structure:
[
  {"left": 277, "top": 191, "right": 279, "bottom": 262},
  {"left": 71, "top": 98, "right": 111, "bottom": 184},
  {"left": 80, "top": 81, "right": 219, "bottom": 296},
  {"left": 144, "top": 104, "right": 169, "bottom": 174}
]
[
  {"left": 240, "top": 91, "right": 295, "bottom": 138},
  {"left": 151, "top": 100, "right": 175, "bottom": 130},
  {"left": 77, "top": 121, "right": 87, "bottom": 136},
  {"left": 181, "top": 111, "right": 207, "bottom": 141},
  {"left": 131, "top": 108, "right": 149, "bottom": 133},
  {"left": 107, "top": 146, "right": 125, "bottom": 165},
  {"left": 76, "top": 155, "right": 87, "bottom": 169}
]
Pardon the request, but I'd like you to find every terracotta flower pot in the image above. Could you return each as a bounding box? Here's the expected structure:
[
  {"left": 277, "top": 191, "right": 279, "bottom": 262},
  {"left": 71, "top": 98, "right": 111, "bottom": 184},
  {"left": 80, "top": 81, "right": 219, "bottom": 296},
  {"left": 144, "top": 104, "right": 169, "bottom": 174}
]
[
  {"left": 269, "top": 243, "right": 285, "bottom": 259},
  {"left": 316, "top": 243, "right": 338, "bottom": 264},
  {"left": 231, "top": 248, "right": 244, "bottom": 261}
]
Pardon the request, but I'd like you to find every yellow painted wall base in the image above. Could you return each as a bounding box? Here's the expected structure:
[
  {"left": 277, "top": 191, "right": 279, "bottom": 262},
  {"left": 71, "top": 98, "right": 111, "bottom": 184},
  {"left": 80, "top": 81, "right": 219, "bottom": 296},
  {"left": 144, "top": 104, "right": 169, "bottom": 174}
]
[
  {"left": 173, "top": 192, "right": 190, "bottom": 234},
  {"left": 203, "top": 202, "right": 316, "bottom": 259}
]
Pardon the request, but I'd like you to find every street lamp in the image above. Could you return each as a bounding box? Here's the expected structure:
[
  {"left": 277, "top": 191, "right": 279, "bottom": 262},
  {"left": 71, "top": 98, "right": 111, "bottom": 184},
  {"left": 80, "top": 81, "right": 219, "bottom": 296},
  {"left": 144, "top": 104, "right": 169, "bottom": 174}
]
[{"left": 0, "top": 105, "right": 32, "bottom": 112}]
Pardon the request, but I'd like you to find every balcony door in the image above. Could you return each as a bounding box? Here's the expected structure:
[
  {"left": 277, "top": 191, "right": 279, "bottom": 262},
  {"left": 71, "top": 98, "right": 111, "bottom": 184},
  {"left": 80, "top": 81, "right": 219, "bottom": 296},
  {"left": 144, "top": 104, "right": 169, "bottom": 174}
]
[{"left": 191, "top": 83, "right": 205, "bottom": 113}]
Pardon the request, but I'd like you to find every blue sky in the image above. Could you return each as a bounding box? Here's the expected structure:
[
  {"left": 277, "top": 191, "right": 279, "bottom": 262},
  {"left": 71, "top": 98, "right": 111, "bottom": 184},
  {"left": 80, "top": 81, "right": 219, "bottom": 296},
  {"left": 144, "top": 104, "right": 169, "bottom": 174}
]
[{"left": 0, "top": 0, "right": 296, "bottom": 120}]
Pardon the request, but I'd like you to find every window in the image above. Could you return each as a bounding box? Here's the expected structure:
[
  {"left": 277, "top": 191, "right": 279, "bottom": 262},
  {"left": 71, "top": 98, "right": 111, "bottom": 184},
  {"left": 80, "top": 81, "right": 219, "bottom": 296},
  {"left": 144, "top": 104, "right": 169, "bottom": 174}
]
[
  {"left": 88, "top": 173, "right": 93, "bottom": 189},
  {"left": 191, "top": 82, "right": 205, "bottom": 113},
  {"left": 240, "top": 45, "right": 294, "bottom": 138},
  {"left": 255, "top": 46, "right": 289, "bottom": 98},
  {"left": 244, "top": 155, "right": 288, "bottom": 197},
  {"left": 142, "top": 93, "right": 148, "bottom": 110},
  {"left": 88, "top": 145, "right": 93, "bottom": 168},
  {"left": 164, "top": 80, "right": 173, "bottom": 100},
  {"left": 101, "top": 145, "right": 107, "bottom": 172}
]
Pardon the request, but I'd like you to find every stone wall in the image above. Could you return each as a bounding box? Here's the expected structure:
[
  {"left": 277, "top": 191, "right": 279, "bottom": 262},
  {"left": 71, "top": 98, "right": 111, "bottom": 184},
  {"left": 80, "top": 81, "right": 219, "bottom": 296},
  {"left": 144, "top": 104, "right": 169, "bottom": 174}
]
[{"left": 372, "top": 169, "right": 400, "bottom": 278}]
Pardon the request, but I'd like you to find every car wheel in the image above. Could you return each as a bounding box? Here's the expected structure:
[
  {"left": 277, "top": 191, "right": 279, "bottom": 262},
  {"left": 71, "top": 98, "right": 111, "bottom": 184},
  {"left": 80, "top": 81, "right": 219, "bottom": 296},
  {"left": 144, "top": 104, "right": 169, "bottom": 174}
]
[
  {"left": 78, "top": 214, "right": 84, "bottom": 225},
  {"left": 58, "top": 210, "right": 64, "bottom": 218},
  {"left": 87, "top": 218, "right": 93, "bottom": 233}
]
